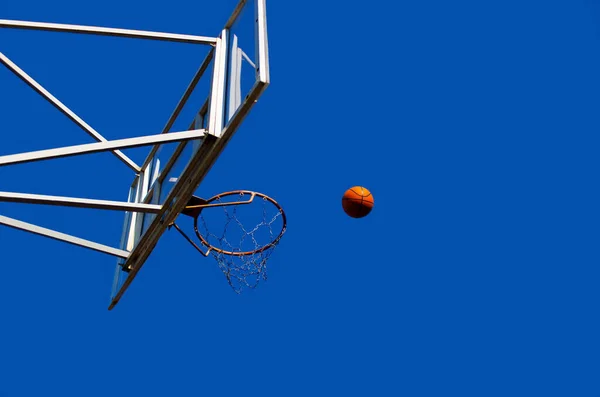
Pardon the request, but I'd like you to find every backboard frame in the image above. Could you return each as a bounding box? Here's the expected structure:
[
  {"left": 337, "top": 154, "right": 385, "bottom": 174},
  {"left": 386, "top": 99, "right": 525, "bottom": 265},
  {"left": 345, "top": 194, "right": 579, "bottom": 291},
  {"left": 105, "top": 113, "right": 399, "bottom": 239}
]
[{"left": 0, "top": 0, "right": 271, "bottom": 310}]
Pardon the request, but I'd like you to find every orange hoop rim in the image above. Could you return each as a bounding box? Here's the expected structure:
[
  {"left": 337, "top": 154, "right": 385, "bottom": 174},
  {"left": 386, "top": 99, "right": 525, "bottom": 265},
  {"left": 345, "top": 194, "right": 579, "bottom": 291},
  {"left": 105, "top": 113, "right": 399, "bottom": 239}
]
[{"left": 191, "top": 190, "right": 287, "bottom": 256}]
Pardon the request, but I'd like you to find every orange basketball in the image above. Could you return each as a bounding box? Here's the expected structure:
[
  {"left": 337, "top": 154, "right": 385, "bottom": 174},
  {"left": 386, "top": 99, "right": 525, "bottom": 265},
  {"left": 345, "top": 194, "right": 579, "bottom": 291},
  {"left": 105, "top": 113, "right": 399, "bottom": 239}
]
[{"left": 342, "top": 186, "right": 374, "bottom": 218}]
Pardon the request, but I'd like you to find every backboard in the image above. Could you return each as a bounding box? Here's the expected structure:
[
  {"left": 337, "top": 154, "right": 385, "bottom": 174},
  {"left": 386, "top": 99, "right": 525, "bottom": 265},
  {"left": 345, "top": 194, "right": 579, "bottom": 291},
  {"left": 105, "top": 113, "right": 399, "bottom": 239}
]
[
  {"left": 0, "top": 0, "right": 271, "bottom": 310},
  {"left": 110, "top": 0, "right": 270, "bottom": 309}
]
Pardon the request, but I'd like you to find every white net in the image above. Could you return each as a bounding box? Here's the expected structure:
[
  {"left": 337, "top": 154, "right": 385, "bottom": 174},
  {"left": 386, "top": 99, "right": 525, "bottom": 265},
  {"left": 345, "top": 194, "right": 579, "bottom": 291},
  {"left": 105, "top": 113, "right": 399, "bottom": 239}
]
[{"left": 172, "top": 191, "right": 286, "bottom": 293}]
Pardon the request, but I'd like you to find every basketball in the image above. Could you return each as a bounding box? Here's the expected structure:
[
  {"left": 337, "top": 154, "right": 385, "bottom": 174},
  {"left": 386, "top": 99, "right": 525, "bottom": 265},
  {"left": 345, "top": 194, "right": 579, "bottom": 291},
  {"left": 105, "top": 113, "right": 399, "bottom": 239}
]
[{"left": 342, "top": 186, "right": 374, "bottom": 218}]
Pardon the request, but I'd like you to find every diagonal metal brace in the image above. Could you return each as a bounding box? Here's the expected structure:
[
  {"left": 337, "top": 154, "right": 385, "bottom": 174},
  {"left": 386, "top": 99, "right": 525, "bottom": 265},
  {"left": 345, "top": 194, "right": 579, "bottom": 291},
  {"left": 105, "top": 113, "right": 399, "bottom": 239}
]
[{"left": 0, "top": 51, "right": 141, "bottom": 172}]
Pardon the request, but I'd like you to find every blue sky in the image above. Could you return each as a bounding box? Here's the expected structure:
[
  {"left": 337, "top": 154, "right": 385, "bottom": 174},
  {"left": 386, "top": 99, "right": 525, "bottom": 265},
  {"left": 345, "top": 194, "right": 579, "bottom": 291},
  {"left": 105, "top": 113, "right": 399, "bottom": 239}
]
[{"left": 1, "top": 0, "right": 600, "bottom": 395}]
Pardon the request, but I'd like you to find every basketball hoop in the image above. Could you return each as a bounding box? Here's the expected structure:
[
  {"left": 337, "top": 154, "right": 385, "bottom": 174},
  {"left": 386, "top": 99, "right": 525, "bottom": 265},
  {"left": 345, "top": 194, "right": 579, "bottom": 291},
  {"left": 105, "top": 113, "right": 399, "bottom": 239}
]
[{"left": 169, "top": 190, "right": 286, "bottom": 292}]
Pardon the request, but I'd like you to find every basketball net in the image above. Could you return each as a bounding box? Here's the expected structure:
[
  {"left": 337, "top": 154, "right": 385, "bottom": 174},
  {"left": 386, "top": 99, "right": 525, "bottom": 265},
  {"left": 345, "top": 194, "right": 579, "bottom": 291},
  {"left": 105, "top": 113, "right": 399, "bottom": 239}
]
[{"left": 170, "top": 191, "right": 286, "bottom": 293}]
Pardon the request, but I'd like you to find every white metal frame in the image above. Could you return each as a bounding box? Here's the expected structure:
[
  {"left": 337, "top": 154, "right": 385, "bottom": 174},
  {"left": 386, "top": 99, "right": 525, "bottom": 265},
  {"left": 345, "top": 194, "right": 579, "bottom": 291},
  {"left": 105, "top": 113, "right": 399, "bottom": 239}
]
[
  {"left": 0, "top": 0, "right": 271, "bottom": 310},
  {"left": 0, "top": 19, "right": 217, "bottom": 44},
  {"left": 0, "top": 215, "right": 130, "bottom": 258},
  {"left": 0, "top": 18, "right": 215, "bottom": 261}
]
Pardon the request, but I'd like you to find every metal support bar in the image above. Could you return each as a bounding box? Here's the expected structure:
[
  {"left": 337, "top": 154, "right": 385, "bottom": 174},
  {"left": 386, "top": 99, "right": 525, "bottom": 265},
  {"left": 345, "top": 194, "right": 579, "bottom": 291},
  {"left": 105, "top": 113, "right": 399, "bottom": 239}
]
[
  {"left": 0, "top": 19, "right": 217, "bottom": 45},
  {"left": 169, "top": 222, "right": 210, "bottom": 257},
  {"left": 0, "top": 51, "right": 141, "bottom": 172},
  {"left": 0, "top": 191, "right": 163, "bottom": 213},
  {"left": 241, "top": 50, "right": 256, "bottom": 68},
  {"left": 0, "top": 128, "right": 206, "bottom": 167},
  {"left": 224, "top": 0, "right": 250, "bottom": 29},
  {"left": 256, "top": 0, "right": 270, "bottom": 84},
  {"left": 0, "top": 214, "right": 130, "bottom": 258},
  {"left": 208, "top": 31, "right": 227, "bottom": 137}
]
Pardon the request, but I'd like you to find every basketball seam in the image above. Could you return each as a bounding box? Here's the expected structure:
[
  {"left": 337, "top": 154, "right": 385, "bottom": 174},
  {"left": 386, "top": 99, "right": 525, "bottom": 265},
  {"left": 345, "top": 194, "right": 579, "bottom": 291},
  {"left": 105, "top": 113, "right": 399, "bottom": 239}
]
[
  {"left": 350, "top": 187, "right": 363, "bottom": 196},
  {"left": 342, "top": 200, "right": 372, "bottom": 217},
  {"left": 342, "top": 198, "right": 374, "bottom": 205},
  {"left": 349, "top": 187, "right": 372, "bottom": 199},
  {"left": 342, "top": 197, "right": 374, "bottom": 204}
]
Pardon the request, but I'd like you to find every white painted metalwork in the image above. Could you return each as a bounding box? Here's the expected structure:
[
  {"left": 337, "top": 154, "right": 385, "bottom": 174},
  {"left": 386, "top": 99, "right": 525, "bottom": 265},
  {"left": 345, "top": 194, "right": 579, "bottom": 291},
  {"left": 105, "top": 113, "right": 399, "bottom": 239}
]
[
  {"left": 0, "top": 0, "right": 272, "bottom": 310},
  {"left": 0, "top": 192, "right": 162, "bottom": 213},
  {"left": 256, "top": 0, "right": 270, "bottom": 84},
  {"left": 208, "top": 30, "right": 228, "bottom": 137},
  {"left": 0, "top": 215, "right": 130, "bottom": 258},
  {"left": 228, "top": 34, "right": 242, "bottom": 120},
  {"left": 0, "top": 19, "right": 217, "bottom": 45},
  {"left": 0, "top": 129, "right": 206, "bottom": 167}
]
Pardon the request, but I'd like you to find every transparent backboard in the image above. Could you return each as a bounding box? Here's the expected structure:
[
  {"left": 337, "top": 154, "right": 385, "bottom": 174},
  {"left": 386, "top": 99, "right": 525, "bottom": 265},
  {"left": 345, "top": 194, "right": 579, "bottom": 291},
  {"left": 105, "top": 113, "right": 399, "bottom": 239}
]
[{"left": 110, "top": 0, "right": 270, "bottom": 309}]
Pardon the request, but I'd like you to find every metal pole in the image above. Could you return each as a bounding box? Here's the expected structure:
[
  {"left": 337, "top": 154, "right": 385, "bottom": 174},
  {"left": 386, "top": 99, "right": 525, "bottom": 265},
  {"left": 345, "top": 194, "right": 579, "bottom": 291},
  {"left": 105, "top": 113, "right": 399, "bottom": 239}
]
[
  {"left": 208, "top": 30, "right": 228, "bottom": 137},
  {"left": 0, "top": 128, "right": 206, "bottom": 167},
  {"left": 0, "top": 191, "right": 163, "bottom": 212},
  {"left": 0, "top": 215, "right": 130, "bottom": 258},
  {"left": 0, "top": 19, "right": 217, "bottom": 45}
]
